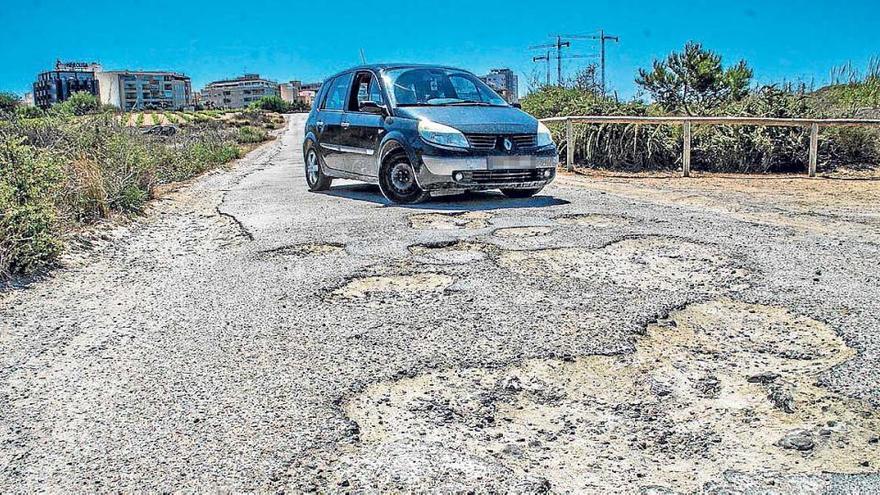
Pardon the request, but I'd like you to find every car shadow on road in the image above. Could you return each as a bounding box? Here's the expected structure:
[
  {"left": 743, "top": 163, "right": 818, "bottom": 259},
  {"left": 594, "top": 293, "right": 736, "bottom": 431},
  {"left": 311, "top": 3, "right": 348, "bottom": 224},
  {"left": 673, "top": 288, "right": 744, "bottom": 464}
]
[{"left": 317, "top": 184, "right": 570, "bottom": 210}]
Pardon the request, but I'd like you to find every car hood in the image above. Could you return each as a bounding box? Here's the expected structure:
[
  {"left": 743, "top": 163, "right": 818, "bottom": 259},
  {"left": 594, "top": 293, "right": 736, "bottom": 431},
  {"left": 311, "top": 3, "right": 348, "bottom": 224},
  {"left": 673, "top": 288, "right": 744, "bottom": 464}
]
[{"left": 394, "top": 106, "right": 539, "bottom": 134}]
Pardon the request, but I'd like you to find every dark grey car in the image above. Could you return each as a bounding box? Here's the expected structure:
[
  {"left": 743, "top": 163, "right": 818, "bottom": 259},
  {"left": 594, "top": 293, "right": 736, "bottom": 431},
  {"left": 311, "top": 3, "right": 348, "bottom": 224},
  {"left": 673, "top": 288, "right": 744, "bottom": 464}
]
[{"left": 303, "top": 64, "right": 558, "bottom": 204}]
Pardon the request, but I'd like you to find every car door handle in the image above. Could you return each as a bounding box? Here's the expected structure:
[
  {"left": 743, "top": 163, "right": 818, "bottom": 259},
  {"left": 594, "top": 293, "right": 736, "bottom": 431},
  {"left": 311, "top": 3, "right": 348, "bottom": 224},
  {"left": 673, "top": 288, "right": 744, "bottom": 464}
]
[{"left": 341, "top": 122, "right": 350, "bottom": 129}]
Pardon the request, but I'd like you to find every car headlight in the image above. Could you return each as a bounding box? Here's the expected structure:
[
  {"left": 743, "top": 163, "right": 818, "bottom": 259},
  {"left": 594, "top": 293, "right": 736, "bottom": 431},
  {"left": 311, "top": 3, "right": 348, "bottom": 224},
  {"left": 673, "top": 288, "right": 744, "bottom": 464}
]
[
  {"left": 537, "top": 121, "right": 555, "bottom": 147},
  {"left": 418, "top": 120, "right": 469, "bottom": 149}
]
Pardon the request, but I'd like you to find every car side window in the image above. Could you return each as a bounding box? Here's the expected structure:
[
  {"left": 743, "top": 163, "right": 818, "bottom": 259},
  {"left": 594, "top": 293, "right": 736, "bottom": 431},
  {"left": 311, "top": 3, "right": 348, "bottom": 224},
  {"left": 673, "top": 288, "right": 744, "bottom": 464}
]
[
  {"left": 322, "top": 74, "right": 352, "bottom": 111},
  {"left": 368, "top": 75, "right": 384, "bottom": 106},
  {"left": 350, "top": 73, "right": 384, "bottom": 112}
]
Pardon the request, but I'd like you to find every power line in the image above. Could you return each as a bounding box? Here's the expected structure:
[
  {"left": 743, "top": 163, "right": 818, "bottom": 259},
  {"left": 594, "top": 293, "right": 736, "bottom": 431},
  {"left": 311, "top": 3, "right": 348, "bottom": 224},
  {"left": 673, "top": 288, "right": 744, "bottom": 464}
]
[
  {"left": 529, "top": 36, "right": 571, "bottom": 86},
  {"left": 558, "top": 30, "right": 620, "bottom": 94},
  {"left": 529, "top": 34, "right": 606, "bottom": 87}
]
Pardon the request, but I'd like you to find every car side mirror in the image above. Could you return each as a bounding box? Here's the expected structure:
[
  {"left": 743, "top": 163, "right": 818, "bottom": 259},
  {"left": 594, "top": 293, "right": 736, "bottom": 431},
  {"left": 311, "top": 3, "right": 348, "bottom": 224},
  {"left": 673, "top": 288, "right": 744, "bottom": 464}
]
[
  {"left": 359, "top": 101, "right": 386, "bottom": 115},
  {"left": 511, "top": 102, "right": 522, "bottom": 109}
]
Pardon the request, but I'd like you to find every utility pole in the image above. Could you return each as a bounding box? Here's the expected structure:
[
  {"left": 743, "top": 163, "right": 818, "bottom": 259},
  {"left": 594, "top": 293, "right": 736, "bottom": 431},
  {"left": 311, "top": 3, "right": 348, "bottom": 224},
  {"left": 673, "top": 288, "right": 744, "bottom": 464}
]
[
  {"left": 597, "top": 29, "right": 619, "bottom": 95},
  {"left": 532, "top": 51, "right": 550, "bottom": 87},
  {"left": 558, "top": 30, "right": 620, "bottom": 94},
  {"left": 529, "top": 36, "right": 571, "bottom": 86}
]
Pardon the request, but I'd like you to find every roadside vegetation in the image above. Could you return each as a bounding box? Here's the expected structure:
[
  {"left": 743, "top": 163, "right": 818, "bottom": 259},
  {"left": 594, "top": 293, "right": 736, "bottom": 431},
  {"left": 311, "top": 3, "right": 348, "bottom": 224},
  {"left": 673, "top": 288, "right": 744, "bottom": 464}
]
[
  {"left": 0, "top": 92, "right": 283, "bottom": 278},
  {"left": 523, "top": 43, "right": 880, "bottom": 173}
]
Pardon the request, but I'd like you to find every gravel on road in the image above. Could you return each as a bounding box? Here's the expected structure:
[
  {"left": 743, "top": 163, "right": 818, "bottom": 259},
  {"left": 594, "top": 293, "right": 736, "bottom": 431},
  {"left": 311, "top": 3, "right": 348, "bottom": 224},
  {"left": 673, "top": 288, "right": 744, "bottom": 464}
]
[{"left": 1, "top": 114, "right": 878, "bottom": 493}]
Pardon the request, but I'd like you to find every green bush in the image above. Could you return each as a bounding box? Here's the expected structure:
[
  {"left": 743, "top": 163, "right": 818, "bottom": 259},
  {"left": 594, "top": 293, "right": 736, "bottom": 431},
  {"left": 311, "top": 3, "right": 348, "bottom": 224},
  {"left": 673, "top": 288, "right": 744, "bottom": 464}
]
[
  {"left": 0, "top": 93, "right": 19, "bottom": 115},
  {"left": 249, "top": 96, "right": 292, "bottom": 113},
  {"left": 16, "top": 105, "right": 45, "bottom": 119},
  {"left": 237, "top": 125, "right": 269, "bottom": 144},
  {"left": 0, "top": 137, "right": 63, "bottom": 275},
  {"left": 52, "top": 91, "right": 100, "bottom": 116}
]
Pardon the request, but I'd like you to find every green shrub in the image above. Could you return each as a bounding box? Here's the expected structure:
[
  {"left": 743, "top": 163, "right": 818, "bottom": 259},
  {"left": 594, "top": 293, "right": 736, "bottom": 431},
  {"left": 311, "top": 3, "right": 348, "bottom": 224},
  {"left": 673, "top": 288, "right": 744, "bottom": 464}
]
[
  {"left": 0, "top": 137, "right": 63, "bottom": 275},
  {"left": 249, "top": 96, "right": 292, "bottom": 113},
  {"left": 52, "top": 92, "right": 100, "bottom": 116},
  {"left": 15, "top": 105, "right": 44, "bottom": 119},
  {"left": 237, "top": 125, "right": 269, "bottom": 144},
  {"left": 0, "top": 93, "right": 19, "bottom": 114}
]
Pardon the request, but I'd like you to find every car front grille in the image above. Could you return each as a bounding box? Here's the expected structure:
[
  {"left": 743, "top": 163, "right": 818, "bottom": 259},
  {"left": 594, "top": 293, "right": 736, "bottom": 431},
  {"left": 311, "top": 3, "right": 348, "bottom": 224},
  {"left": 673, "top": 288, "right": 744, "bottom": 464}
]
[
  {"left": 465, "top": 134, "right": 537, "bottom": 151},
  {"left": 458, "top": 169, "right": 545, "bottom": 184}
]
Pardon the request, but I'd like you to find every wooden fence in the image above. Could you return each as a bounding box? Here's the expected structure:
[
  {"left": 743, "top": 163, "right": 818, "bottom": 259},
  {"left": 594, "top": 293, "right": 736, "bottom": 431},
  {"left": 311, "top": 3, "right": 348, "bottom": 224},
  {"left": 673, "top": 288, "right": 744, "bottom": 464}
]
[{"left": 540, "top": 116, "right": 880, "bottom": 177}]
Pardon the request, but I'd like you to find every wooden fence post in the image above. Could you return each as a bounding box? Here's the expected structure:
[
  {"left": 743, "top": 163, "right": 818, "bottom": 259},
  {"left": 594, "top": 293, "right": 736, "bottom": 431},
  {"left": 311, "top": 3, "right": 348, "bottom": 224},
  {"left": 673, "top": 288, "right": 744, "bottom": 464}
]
[
  {"left": 566, "top": 118, "right": 575, "bottom": 171},
  {"left": 682, "top": 121, "right": 692, "bottom": 177},
  {"left": 808, "top": 122, "right": 818, "bottom": 177}
]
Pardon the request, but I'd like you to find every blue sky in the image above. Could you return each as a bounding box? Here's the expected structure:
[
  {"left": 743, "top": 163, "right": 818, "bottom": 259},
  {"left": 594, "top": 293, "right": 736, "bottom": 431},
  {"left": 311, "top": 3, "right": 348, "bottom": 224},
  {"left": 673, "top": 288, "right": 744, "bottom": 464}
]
[{"left": 2, "top": 0, "right": 878, "bottom": 99}]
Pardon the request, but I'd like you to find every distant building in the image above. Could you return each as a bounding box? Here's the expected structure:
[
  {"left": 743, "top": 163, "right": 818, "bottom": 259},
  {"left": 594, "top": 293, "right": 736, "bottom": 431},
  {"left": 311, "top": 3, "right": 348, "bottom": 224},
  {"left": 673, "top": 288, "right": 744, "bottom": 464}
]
[
  {"left": 200, "top": 74, "right": 279, "bottom": 109},
  {"left": 480, "top": 68, "right": 519, "bottom": 104},
  {"left": 299, "top": 82, "right": 322, "bottom": 107},
  {"left": 32, "top": 60, "right": 102, "bottom": 109},
  {"left": 279, "top": 80, "right": 322, "bottom": 108},
  {"left": 279, "top": 80, "right": 303, "bottom": 104},
  {"left": 21, "top": 92, "right": 35, "bottom": 107},
  {"left": 96, "top": 70, "right": 192, "bottom": 111}
]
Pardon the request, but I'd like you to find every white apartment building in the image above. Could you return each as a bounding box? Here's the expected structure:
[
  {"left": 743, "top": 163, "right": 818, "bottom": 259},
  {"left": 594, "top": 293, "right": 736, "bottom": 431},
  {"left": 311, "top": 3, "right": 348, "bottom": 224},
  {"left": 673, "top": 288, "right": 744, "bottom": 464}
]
[
  {"left": 200, "top": 74, "right": 279, "bottom": 109},
  {"left": 96, "top": 70, "right": 192, "bottom": 111}
]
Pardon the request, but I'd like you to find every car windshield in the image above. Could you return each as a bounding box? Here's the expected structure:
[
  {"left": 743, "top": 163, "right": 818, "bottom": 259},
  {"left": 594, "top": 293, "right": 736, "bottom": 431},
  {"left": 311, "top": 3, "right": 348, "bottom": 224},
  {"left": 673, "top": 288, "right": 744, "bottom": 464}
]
[{"left": 382, "top": 67, "right": 509, "bottom": 107}]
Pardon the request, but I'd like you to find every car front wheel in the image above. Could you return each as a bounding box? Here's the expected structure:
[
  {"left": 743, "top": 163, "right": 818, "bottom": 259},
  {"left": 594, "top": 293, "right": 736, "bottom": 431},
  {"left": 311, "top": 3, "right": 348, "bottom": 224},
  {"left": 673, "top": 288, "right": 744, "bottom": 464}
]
[
  {"left": 378, "top": 157, "right": 430, "bottom": 204},
  {"left": 305, "top": 146, "right": 332, "bottom": 191}
]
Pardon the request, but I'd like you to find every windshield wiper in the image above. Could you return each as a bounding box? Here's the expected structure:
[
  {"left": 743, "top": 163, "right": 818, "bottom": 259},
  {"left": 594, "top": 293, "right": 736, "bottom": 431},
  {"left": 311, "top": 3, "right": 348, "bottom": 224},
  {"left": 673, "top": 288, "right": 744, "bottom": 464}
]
[{"left": 438, "top": 100, "right": 494, "bottom": 106}]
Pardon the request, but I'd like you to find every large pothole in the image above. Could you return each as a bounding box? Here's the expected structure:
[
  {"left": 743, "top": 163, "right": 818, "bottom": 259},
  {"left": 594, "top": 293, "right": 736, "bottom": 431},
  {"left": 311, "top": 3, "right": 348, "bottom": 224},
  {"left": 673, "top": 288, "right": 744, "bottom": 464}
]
[
  {"left": 409, "top": 241, "right": 491, "bottom": 265},
  {"left": 408, "top": 211, "right": 493, "bottom": 230},
  {"left": 330, "top": 273, "right": 456, "bottom": 304},
  {"left": 325, "top": 301, "right": 877, "bottom": 493},
  {"left": 498, "top": 235, "right": 747, "bottom": 293}
]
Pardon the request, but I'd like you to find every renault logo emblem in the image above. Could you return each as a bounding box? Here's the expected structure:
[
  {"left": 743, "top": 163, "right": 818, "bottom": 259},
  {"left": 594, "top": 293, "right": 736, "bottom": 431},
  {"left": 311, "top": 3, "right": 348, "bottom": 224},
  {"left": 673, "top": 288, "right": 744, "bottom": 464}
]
[{"left": 502, "top": 138, "right": 513, "bottom": 151}]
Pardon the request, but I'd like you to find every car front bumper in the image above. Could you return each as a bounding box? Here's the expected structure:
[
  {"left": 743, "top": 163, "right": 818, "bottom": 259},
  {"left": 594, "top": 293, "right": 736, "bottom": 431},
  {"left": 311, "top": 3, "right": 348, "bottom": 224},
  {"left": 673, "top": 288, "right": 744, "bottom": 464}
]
[{"left": 415, "top": 154, "right": 558, "bottom": 191}]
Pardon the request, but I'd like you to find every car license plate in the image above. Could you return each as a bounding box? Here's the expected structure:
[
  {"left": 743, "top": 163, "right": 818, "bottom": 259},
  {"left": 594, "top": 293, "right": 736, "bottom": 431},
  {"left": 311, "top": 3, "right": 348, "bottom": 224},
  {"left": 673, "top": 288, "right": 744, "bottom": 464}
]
[{"left": 487, "top": 156, "right": 535, "bottom": 170}]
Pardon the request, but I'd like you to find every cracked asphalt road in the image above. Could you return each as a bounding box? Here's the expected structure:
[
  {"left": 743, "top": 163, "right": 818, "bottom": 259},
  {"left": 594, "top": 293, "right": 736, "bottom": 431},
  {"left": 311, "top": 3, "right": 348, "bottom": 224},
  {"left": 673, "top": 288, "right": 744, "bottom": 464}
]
[{"left": 1, "top": 114, "right": 879, "bottom": 493}]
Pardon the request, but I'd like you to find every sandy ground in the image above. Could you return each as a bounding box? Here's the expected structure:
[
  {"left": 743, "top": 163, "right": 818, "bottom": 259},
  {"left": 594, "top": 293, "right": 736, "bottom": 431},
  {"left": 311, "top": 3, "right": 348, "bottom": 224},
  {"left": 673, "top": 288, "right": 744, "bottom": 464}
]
[{"left": 1, "top": 115, "right": 879, "bottom": 493}]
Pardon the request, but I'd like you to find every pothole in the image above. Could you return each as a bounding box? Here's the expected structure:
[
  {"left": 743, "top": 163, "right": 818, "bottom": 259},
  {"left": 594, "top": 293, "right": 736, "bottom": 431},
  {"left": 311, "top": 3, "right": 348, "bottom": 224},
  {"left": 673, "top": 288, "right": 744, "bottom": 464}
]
[
  {"left": 494, "top": 226, "right": 555, "bottom": 238},
  {"left": 497, "top": 236, "right": 747, "bottom": 293},
  {"left": 408, "top": 211, "right": 493, "bottom": 230},
  {"left": 554, "top": 213, "right": 633, "bottom": 228},
  {"left": 258, "top": 242, "right": 345, "bottom": 258},
  {"left": 331, "top": 273, "right": 456, "bottom": 302},
  {"left": 409, "top": 241, "right": 492, "bottom": 265},
  {"left": 327, "top": 301, "right": 877, "bottom": 493}
]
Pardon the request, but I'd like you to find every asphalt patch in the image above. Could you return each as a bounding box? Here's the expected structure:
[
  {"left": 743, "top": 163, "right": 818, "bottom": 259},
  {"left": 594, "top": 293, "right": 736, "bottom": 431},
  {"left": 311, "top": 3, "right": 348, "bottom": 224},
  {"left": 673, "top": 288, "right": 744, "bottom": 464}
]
[{"left": 408, "top": 211, "right": 493, "bottom": 230}]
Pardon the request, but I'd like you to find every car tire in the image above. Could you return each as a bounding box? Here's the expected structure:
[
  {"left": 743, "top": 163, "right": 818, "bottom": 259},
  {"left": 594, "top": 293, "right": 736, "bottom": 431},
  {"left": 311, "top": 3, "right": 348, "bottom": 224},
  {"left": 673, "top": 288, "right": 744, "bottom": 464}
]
[
  {"left": 378, "top": 156, "right": 430, "bottom": 204},
  {"left": 305, "top": 145, "right": 332, "bottom": 192},
  {"left": 500, "top": 187, "right": 544, "bottom": 199}
]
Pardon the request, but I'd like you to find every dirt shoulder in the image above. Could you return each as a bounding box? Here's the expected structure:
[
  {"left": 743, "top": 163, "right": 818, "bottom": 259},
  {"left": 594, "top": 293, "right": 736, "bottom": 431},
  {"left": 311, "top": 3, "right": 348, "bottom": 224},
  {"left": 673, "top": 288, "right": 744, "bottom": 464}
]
[{"left": 555, "top": 169, "right": 880, "bottom": 240}]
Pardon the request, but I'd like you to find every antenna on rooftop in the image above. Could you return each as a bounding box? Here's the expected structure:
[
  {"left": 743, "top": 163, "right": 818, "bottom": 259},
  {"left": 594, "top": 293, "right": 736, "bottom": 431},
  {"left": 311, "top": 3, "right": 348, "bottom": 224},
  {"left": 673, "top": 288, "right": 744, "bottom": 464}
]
[{"left": 360, "top": 49, "right": 367, "bottom": 64}]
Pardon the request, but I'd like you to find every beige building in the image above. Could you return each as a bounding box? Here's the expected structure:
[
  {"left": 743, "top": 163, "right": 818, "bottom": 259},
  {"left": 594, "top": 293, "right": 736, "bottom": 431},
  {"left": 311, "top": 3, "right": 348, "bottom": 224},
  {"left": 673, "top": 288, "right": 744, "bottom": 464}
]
[
  {"left": 280, "top": 80, "right": 321, "bottom": 108},
  {"left": 200, "top": 74, "right": 279, "bottom": 109},
  {"left": 96, "top": 70, "right": 192, "bottom": 111}
]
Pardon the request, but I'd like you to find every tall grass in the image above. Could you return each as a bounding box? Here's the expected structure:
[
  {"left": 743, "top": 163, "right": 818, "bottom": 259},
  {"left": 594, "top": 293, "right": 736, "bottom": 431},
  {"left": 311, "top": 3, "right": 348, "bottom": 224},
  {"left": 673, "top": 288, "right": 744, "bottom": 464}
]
[{"left": 1, "top": 112, "right": 248, "bottom": 277}]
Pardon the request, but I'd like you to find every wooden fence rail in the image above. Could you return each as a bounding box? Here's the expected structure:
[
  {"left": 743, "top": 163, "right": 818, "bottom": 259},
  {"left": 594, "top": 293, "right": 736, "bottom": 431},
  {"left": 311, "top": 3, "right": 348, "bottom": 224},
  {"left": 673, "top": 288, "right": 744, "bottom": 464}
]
[{"left": 540, "top": 116, "right": 880, "bottom": 177}]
